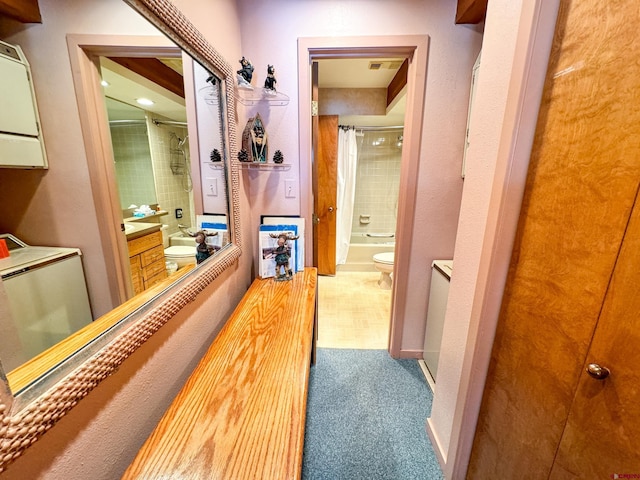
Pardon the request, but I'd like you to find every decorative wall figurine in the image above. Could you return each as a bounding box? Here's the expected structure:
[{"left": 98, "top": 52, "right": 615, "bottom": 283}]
[
  {"left": 264, "top": 64, "right": 277, "bottom": 93},
  {"left": 241, "top": 113, "right": 268, "bottom": 163},
  {"left": 269, "top": 232, "right": 299, "bottom": 280},
  {"left": 237, "top": 56, "right": 254, "bottom": 89}
]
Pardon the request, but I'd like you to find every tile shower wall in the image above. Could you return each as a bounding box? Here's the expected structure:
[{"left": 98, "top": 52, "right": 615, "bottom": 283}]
[
  {"left": 111, "top": 123, "right": 157, "bottom": 209},
  {"left": 351, "top": 129, "right": 403, "bottom": 236},
  {"left": 146, "top": 116, "right": 195, "bottom": 237}
]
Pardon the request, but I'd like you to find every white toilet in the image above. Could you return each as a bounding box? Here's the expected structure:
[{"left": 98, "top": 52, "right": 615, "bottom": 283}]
[
  {"left": 164, "top": 245, "right": 197, "bottom": 269},
  {"left": 373, "top": 252, "right": 394, "bottom": 290}
]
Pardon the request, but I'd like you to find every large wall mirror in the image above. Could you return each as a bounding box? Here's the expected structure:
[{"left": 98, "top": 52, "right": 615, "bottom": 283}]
[{"left": 0, "top": 0, "right": 241, "bottom": 471}]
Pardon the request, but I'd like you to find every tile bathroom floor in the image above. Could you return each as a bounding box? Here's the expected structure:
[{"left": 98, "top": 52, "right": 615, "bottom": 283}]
[{"left": 317, "top": 271, "right": 392, "bottom": 349}]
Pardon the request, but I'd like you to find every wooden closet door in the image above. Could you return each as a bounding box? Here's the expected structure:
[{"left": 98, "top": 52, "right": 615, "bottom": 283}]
[
  {"left": 468, "top": 0, "right": 640, "bottom": 477},
  {"left": 549, "top": 189, "right": 640, "bottom": 477}
]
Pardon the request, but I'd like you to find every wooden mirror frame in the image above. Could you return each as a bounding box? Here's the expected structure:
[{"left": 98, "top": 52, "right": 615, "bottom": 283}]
[{"left": 0, "top": 0, "right": 241, "bottom": 471}]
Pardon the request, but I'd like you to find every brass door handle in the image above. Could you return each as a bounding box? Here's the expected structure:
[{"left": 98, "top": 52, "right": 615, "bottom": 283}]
[{"left": 586, "top": 363, "right": 610, "bottom": 380}]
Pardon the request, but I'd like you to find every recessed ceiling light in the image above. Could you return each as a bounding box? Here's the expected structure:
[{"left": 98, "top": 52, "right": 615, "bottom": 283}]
[
  {"left": 136, "top": 98, "right": 154, "bottom": 106},
  {"left": 101, "top": 80, "right": 110, "bottom": 87}
]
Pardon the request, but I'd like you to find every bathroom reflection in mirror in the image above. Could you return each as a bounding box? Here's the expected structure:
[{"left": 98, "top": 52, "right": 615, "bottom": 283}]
[
  {"left": 101, "top": 51, "right": 230, "bottom": 288},
  {"left": 102, "top": 54, "right": 231, "bottom": 293},
  {"left": 0, "top": 1, "right": 233, "bottom": 400},
  {"left": 0, "top": 0, "right": 240, "bottom": 471}
]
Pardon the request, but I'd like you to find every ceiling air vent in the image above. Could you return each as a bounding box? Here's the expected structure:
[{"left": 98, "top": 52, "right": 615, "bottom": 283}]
[{"left": 368, "top": 60, "right": 403, "bottom": 70}]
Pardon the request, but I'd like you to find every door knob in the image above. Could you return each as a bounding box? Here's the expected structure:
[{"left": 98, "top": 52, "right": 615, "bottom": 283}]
[
  {"left": 586, "top": 363, "right": 610, "bottom": 380},
  {"left": 328, "top": 206, "right": 334, "bottom": 212}
]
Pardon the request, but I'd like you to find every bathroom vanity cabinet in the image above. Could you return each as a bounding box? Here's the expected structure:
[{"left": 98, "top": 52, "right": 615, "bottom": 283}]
[{"left": 127, "top": 230, "right": 166, "bottom": 295}]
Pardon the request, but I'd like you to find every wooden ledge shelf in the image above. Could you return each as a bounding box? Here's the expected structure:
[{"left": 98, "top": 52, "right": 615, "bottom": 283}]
[{"left": 123, "top": 267, "right": 318, "bottom": 480}]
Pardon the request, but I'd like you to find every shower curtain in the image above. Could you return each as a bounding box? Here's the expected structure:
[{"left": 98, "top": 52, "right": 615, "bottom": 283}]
[{"left": 336, "top": 127, "right": 358, "bottom": 265}]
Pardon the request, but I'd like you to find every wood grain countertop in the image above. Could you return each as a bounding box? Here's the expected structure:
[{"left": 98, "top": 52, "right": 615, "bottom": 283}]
[{"left": 122, "top": 267, "right": 318, "bottom": 479}]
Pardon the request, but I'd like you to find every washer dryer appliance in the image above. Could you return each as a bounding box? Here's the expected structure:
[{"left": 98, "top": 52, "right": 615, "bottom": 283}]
[{"left": 0, "top": 234, "right": 92, "bottom": 372}]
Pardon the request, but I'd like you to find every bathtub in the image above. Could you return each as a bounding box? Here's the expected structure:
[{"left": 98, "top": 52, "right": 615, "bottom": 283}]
[
  {"left": 169, "top": 232, "right": 196, "bottom": 247},
  {"left": 169, "top": 230, "right": 229, "bottom": 248},
  {"left": 337, "top": 233, "right": 395, "bottom": 272}
]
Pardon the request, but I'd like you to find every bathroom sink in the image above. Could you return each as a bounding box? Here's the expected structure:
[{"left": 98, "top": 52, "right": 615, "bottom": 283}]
[{"left": 124, "top": 222, "right": 162, "bottom": 238}]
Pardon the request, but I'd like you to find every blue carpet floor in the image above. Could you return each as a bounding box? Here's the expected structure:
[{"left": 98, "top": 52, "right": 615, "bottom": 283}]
[{"left": 302, "top": 348, "right": 444, "bottom": 479}]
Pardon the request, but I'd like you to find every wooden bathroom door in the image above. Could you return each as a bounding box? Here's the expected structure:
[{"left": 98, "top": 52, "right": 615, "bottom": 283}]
[
  {"left": 549, "top": 189, "right": 640, "bottom": 477},
  {"left": 314, "top": 114, "right": 338, "bottom": 276}
]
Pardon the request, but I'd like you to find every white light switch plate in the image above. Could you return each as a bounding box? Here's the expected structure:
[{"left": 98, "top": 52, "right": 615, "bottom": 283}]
[
  {"left": 205, "top": 177, "right": 218, "bottom": 196},
  {"left": 284, "top": 179, "right": 297, "bottom": 198}
]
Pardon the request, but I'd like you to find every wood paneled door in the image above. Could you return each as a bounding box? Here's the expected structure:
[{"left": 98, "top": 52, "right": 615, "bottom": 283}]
[
  {"left": 468, "top": 0, "right": 640, "bottom": 477},
  {"left": 314, "top": 114, "right": 338, "bottom": 276},
  {"left": 550, "top": 188, "right": 640, "bottom": 476}
]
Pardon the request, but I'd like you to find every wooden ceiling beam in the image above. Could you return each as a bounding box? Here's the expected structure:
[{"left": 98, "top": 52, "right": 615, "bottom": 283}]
[
  {"left": 456, "top": 0, "right": 488, "bottom": 24},
  {"left": 107, "top": 57, "right": 185, "bottom": 99},
  {"left": 387, "top": 59, "right": 408, "bottom": 108},
  {"left": 0, "top": 0, "right": 41, "bottom": 23}
]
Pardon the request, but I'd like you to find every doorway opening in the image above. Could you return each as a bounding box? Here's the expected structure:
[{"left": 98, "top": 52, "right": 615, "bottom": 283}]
[
  {"left": 298, "top": 35, "right": 429, "bottom": 356},
  {"left": 100, "top": 54, "right": 196, "bottom": 296},
  {"left": 69, "top": 36, "right": 202, "bottom": 311},
  {"left": 314, "top": 57, "right": 405, "bottom": 349}
]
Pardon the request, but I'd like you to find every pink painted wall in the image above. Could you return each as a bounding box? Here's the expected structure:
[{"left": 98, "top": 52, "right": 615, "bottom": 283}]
[
  {"left": 235, "top": 0, "right": 483, "bottom": 355},
  {"left": 0, "top": 1, "right": 252, "bottom": 479}
]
